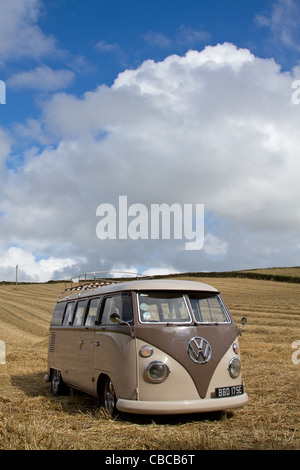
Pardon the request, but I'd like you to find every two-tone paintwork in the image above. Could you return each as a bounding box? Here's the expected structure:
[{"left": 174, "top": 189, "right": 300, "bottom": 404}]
[{"left": 47, "top": 279, "right": 248, "bottom": 414}]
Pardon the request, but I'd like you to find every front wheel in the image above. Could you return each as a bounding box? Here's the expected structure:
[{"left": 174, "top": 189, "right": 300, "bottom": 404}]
[{"left": 102, "top": 377, "right": 117, "bottom": 416}]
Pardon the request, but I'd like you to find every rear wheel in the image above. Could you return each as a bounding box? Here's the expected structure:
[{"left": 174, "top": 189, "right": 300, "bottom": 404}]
[{"left": 51, "top": 369, "right": 69, "bottom": 396}]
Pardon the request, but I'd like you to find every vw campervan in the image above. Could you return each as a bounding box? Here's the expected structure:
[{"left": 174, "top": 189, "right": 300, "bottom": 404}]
[{"left": 46, "top": 275, "right": 248, "bottom": 415}]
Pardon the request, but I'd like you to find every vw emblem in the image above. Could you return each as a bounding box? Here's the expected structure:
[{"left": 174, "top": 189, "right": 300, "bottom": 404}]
[{"left": 187, "top": 337, "right": 212, "bottom": 364}]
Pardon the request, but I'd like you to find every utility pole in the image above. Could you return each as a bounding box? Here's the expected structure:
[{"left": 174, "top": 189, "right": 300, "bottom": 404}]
[{"left": 15, "top": 264, "right": 18, "bottom": 290}]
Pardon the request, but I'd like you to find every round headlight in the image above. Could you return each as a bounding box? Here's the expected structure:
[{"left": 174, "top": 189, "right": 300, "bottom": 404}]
[
  {"left": 145, "top": 361, "right": 170, "bottom": 383},
  {"left": 228, "top": 357, "right": 241, "bottom": 379}
]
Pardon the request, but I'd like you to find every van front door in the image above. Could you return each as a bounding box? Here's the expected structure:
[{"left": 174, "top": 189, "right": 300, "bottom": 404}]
[{"left": 94, "top": 293, "right": 137, "bottom": 401}]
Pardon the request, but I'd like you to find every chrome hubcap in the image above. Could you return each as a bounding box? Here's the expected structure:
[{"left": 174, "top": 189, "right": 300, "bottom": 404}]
[
  {"left": 52, "top": 371, "right": 60, "bottom": 393},
  {"left": 104, "top": 380, "right": 116, "bottom": 414}
]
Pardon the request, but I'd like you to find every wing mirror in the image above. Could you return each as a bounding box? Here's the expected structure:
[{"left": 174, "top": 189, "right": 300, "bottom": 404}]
[
  {"left": 110, "top": 313, "right": 135, "bottom": 337},
  {"left": 110, "top": 312, "right": 120, "bottom": 323},
  {"left": 239, "top": 316, "right": 248, "bottom": 335}
]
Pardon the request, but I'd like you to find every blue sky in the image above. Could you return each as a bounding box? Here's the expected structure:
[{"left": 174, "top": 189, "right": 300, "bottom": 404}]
[{"left": 1, "top": 0, "right": 300, "bottom": 281}]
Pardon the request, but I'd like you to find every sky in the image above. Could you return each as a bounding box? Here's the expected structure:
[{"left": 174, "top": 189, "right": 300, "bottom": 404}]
[{"left": 1, "top": 0, "right": 300, "bottom": 282}]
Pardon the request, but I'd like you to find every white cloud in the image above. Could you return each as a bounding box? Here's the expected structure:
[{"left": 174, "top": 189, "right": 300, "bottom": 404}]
[
  {"left": 110, "top": 264, "right": 139, "bottom": 277},
  {"left": 142, "top": 31, "right": 172, "bottom": 49},
  {"left": 203, "top": 234, "right": 228, "bottom": 257},
  {"left": 95, "top": 40, "right": 122, "bottom": 54},
  {"left": 8, "top": 66, "right": 75, "bottom": 91},
  {"left": 1, "top": 43, "right": 300, "bottom": 280},
  {"left": 0, "top": 246, "right": 80, "bottom": 282},
  {"left": 176, "top": 25, "right": 210, "bottom": 45},
  {"left": 94, "top": 40, "right": 127, "bottom": 67},
  {"left": 143, "top": 25, "right": 210, "bottom": 50},
  {"left": 0, "top": 128, "right": 12, "bottom": 171},
  {"left": 0, "top": 0, "right": 57, "bottom": 62},
  {"left": 142, "top": 266, "right": 179, "bottom": 277},
  {"left": 255, "top": 0, "right": 300, "bottom": 51},
  {"left": 13, "top": 118, "right": 50, "bottom": 145}
]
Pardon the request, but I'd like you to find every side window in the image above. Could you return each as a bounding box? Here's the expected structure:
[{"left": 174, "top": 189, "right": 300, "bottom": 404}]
[
  {"left": 85, "top": 297, "right": 101, "bottom": 326},
  {"left": 63, "top": 302, "right": 75, "bottom": 326},
  {"left": 51, "top": 302, "right": 66, "bottom": 326},
  {"left": 100, "top": 294, "right": 133, "bottom": 325},
  {"left": 101, "top": 295, "right": 122, "bottom": 325},
  {"left": 73, "top": 300, "right": 87, "bottom": 326}
]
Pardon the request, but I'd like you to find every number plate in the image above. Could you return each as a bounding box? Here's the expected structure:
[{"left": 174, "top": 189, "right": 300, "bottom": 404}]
[{"left": 215, "top": 384, "right": 244, "bottom": 398}]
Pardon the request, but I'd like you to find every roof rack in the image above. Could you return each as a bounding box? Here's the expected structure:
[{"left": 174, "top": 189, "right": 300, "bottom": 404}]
[{"left": 57, "top": 271, "right": 147, "bottom": 301}]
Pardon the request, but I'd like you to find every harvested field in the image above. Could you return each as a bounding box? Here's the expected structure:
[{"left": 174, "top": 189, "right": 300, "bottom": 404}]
[{"left": 0, "top": 276, "right": 299, "bottom": 450}]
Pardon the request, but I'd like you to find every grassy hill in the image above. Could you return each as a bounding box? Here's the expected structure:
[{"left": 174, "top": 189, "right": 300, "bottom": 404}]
[{"left": 154, "top": 266, "right": 300, "bottom": 283}]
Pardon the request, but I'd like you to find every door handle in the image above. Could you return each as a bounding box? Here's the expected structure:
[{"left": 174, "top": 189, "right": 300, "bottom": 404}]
[
  {"left": 79, "top": 340, "right": 84, "bottom": 344},
  {"left": 93, "top": 341, "right": 100, "bottom": 347}
]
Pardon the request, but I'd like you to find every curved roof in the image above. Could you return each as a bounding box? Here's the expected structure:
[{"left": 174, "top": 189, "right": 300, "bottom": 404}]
[{"left": 59, "top": 278, "right": 219, "bottom": 301}]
